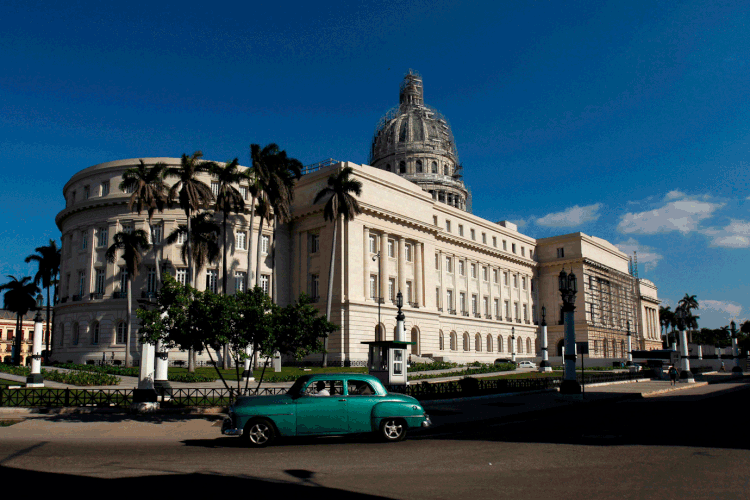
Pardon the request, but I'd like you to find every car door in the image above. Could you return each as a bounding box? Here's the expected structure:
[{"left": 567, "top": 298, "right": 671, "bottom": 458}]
[
  {"left": 345, "top": 379, "right": 380, "bottom": 433},
  {"left": 295, "top": 379, "right": 348, "bottom": 435}
]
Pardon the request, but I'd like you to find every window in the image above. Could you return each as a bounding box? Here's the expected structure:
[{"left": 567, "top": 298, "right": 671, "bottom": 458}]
[
  {"left": 521, "top": 246, "right": 525, "bottom": 257},
  {"left": 432, "top": 161, "right": 438, "bottom": 173},
  {"left": 557, "top": 247, "right": 565, "bottom": 258},
  {"left": 433, "top": 215, "right": 438, "bottom": 225},
  {"left": 439, "top": 331, "right": 444, "bottom": 350},
  {"left": 483, "top": 296, "right": 489, "bottom": 315},
  {"left": 78, "top": 271, "right": 85, "bottom": 296},
  {"left": 176, "top": 268, "right": 187, "bottom": 286},
  {"left": 389, "top": 278, "right": 395, "bottom": 301},
  {"left": 435, "top": 253, "right": 439, "bottom": 270},
  {"left": 445, "top": 220, "right": 451, "bottom": 232},
  {"left": 101, "top": 181, "right": 110, "bottom": 196},
  {"left": 482, "top": 233, "right": 486, "bottom": 244},
  {"left": 236, "top": 231, "right": 246, "bottom": 250},
  {"left": 503, "top": 272, "right": 508, "bottom": 286},
  {"left": 523, "top": 304, "right": 528, "bottom": 321},
  {"left": 444, "top": 164, "right": 450, "bottom": 176},
  {"left": 261, "top": 234, "right": 270, "bottom": 253},
  {"left": 405, "top": 244, "right": 412, "bottom": 262},
  {"left": 458, "top": 225, "right": 464, "bottom": 236},
  {"left": 206, "top": 269, "right": 218, "bottom": 293},
  {"left": 522, "top": 276, "right": 527, "bottom": 290},
  {"left": 406, "top": 281, "right": 412, "bottom": 303},
  {"left": 493, "top": 269, "right": 498, "bottom": 283},
  {"left": 513, "top": 274, "right": 518, "bottom": 288},
  {"left": 71, "top": 191, "right": 76, "bottom": 205},
  {"left": 310, "top": 233, "right": 319, "bottom": 253},
  {"left": 122, "top": 224, "right": 133, "bottom": 234},
  {"left": 493, "top": 299, "right": 499, "bottom": 316},
  {"left": 310, "top": 274, "right": 319, "bottom": 300},
  {"left": 436, "top": 287, "right": 441, "bottom": 308},
  {"left": 177, "top": 231, "right": 187, "bottom": 244},
  {"left": 503, "top": 240, "right": 507, "bottom": 251},
  {"left": 512, "top": 243, "right": 516, "bottom": 254},
  {"left": 151, "top": 224, "right": 162, "bottom": 244},
  {"left": 81, "top": 230, "right": 87, "bottom": 250},
  {"left": 471, "top": 295, "right": 477, "bottom": 314},
  {"left": 239, "top": 186, "right": 248, "bottom": 200},
  {"left": 72, "top": 322, "right": 79, "bottom": 345},
  {"left": 445, "top": 256, "right": 452, "bottom": 273},
  {"left": 147, "top": 267, "right": 156, "bottom": 293},
  {"left": 95, "top": 269, "right": 105, "bottom": 294},
  {"left": 470, "top": 263, "right": 476, "bottom": 279},
  {"left": 460, "top": 293, "right": 466, "bottom": 313},
  {"left": 385, "top": 164, "right": 391, "bottom": 172},
  {"left": 399, "top": 161, "right": 406, "bottom": 173},
  {"left": 470, "top": 229, "right": 475, "bottom": 240},
  {"left": 235, "top": 271, "right": 246, "bottom": 293},
  {"left": 483, "top": 266, "right": 488, "bottom": 281},
  {"left": 492, "top": 236, "right": 497, "bottom": 247},
  {"left": 514, "top": 302, "right": 519, "bottom": 319},
  {"left": 416, "top": 160, "right": 422, "bottom": 173},
  {"left": 97, "top": 227, "right": 108, "bottom": 247},
  {"left": 117, "top": 322, "right": 126, "bottom": 344},
  {"left": 446, "top": 290, "right": 453, "bottom": 310},
  {"left": 260, "top": 274, "right": 270, "bottom": 295},
  {"left": 388, "top": 239, "right": 394, "bottom": 258},
  {"left": 211, "top": 181, "right": 220, "bottom": 197},
  {"left": 458, "top": 260, "right": 465, "bottom": 276},
  {"left": 450, "top": 331, "right": 457, "bottom": 350},
  {"left": 91, "top": 322, "right": 99, "bottom": 345},
  {"left": 369, "top": 235, "right": 377, "bottom": 253},
  {"left": 83, "top": 185, "right": 90, "bottom": 199},
  {"left": 504, "top": 300, "right": 510, "bottom": 317}
]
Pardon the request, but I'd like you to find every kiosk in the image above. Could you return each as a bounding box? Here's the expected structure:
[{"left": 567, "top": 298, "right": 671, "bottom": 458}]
[{"left": 362, "top": 340, "right": 414, "bottom": 386}]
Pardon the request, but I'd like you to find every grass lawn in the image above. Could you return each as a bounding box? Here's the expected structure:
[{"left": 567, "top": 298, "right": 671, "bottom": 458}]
[
  {"left": 479, "top": 372, "right": 561, "bottom": 381},
  {"left": 169, "top": 365, "right": 367, "bottom": 382},
  {"left": 0, "top": 378, "right": 17, "bottom": 387}
]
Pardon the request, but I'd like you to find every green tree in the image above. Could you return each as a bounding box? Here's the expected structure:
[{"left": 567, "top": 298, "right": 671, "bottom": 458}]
[
  {"left": 166, "top": 152, "right": 215, "bottom": 286},
  {"left": 313, "top": 166, "right": 362, "bottom": 367},
  {"left": 24, "top": 239, "right": 61, "bottom": 355},
  {"left": 119, "top": 159, "right": 169, "bottom": 284},
  {"left": 105, "top": 229, "right": 150, "bottom": 367},
  {"left": 209, "top": 158, "right": 246, "bottom": 295},
  {"left": 0, "top": 276, "right": 40, "bottom": 365},
  {"left": 245, "top": 144, "right": 276, "bottom": 287}
]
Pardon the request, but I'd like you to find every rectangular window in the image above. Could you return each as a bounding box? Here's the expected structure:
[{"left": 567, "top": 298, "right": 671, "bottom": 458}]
[
  {"left": 523, "top": 304, "right": 528, "bottom": 321},
  {"left": 512, "top": 243, "right": 516, "bottom": 254},
  {"left": 260, "top": 274, "right": 270, "bottom": 295},
  {"left": 235, "top": 271, "right": 246, "bottom": 293},
  {"left": 151, "top": 224, "right": 162, "bottom": 244},
  {"left": 435, "top": 253, "right": 439, "bottom": 270},
  {"left": 95, "top": 269, "right": 105, "bottom": 294},
  {"left": 176, "top": 268, "right": 187, "bottom": 286},
  {"left": 261, "top": 234, "right": 270, "bottom": 253},
  {"left": 147, "top": 267, "right": 156, "bottom": 293},
  {"left": 505, "top": 300, "right": 510, "bottom": 317},
  {"left": 458, "top": 260, "right": 465, "bottom": 276},
  {"left": 101, "top": 181, "right": 110, "bottom": 196},
  {"left": 483, "top": 296, "right": 489, "bottom": 315},
  {"left": 494, "top": 299, "right": 499, "bottom": 316},
  {"left": 492, "top": 236, "right": 497, "bottom": 247},
  {"left": 493, "top": 269, "right": 498, "bottom": 283},
  {"left": 386, "top": 239, "right": 394, "bottom": 258},
  {"left": 81, "top": 230, "right": 87, "bottom": 250},
  {"left": 522, "top": 276, "right": 527, "bottom": 290},
  {"left": 310, "top": 233, "right": 319, "bottom": 253},
  {"left": 514, "top": 274, "right": 518, "bottom": 288},
  {"left": 211, "top": 181, "right": 220, "bottom": 197},
  {"left": 470, "top": 263, "right": 476, "bottom": 279},
  {"left": 65, "top": 274, "right": 70, "bottom": 295},
  {"left": 503, "top": 240, "right": 507, "bottom": 251},
  {"left": 405, "top": 244, "right": 412, "bottom": 262},
  {"left": 78, "top": 271, "right": 85, "bottom": 296},
  {"left": 482, "top": 232, "right": 486, "bottom": 244},
  {"left": 235, "top": 231, "right": 246, "bottom": 250},
  {"left": 370, "top": 275, "right": 378, "bottom": 299},
  {"left": 84, "top": 185, "right": 90, "bottom": 199},
  {"left": 458, "top": 225, "right": 464, "bottom": 236},
  {"left": 557, "top": 247, "right": 565, "bottom": 258},
  {"left": 206, "top": 269, "right": 218, "bottom": 293},
  {"left": 503, "top": 272, "right": 508, "bottom": 286},
  {"left": 118, "top": 267, "right": 127, "bottom": 293},
  {"left": 310, "top": 274, "right": 319, "bottom": 299},
  {"left": 514, "top": 302, "right": 519, "bottom": 319},
  {"left": 177, "top": 231, "right": 187, "bottom": 244},
  {"left": 447, "top": 290, "right": 453, "bottom": 310},
  {"left": 521, "top": 246, "right": 525, "bottom": 257},
  {"left": 470, "top": 229, "right": 475, "bottom": 240},
  {"left": 483, "top": 266, "right": 488, "bottom": 281},
  {"left": 369, "top": 235, "right": 377, "bottom": 253},
  {"left": 445, "top": 220, "right": 451, "bottom": 232},
  {"left": 471, "top": 294, "right": 477, "bottom": 314},
  {"left": 445, "top": 256, "right": 452, "bottom": 273},
  {"left": 436, "top": 287, "right": 441, "bottom": 308},
  {"left": 389, "top": 278, "right": 395, "bottom": 301},
  {"left": 239, "top": 186, "right": 248, "bottom": 200},
  {"left": 460, "top": 292, "right": 466, "bottom": 313},
  {"left": 406, "top": 281, "right": 412, "bottom": 303},
  {"left": 97, "top": 227, "right": 108, "bottom": 247},
  {"left": 122, "top": 224, "right": 133, "bottom": 234}
]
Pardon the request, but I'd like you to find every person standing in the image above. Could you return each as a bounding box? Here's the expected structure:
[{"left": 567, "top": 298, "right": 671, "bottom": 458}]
[{"left": 668, "top": 365, "right": 678, "bottom": 386}]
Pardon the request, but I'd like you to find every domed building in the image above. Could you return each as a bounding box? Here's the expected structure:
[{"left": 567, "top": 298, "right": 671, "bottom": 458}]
[{"left": 369, "top": 71, "right": 470, "bottom": 212}]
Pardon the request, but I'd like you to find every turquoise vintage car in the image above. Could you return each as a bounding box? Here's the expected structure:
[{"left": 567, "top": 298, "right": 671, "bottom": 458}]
[{"left": 222, "top": 373, "right": 431, "bottom": 447}]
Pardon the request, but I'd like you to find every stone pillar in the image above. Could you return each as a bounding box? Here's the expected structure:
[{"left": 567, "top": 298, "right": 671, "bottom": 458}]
[
  {"left": 731, "top": 322, "right": 742, "bottom": 374},
  {"left": 561, "top": 305, "right": 581, "bottom": 395},
  {"left": 26, "top": 309, "right": 44, "bottom": 387},
  {"left": 539, "top": 317, "right": 551, "bottom": 373},
  {"left": 398, "top": 236, "right": 406, "bottom": 296},
  {"left": 363, "top": 227, "right": 370, "bottom": 300},
  {"left": 154, "top": 339, "right": 173, "bottom": 396},
  {"left": 697, "top": 345, "right": 703, "bottom": 360},
  {"left": 679, "top": 328, "right": 695, "bottom": 383},
  {"left": 511, "top": 327, "right": 516, "bottom": 362},
  {"left": 380, "top": 232, "right": 388, "bottom": 303},
  {"left": 414, "top": 241, "right": 422, "bottom": 307}
]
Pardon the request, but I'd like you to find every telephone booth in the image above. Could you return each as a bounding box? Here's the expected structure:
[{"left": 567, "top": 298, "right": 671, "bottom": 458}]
[{"left": 362, "top": 340, "right": 414, "bottom": 386}]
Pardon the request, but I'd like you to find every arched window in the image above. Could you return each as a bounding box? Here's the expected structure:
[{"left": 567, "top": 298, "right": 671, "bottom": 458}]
[
  {"left": 594, "top": 340, "right": 599, "bottom": 356},
  {"left": 410, "top": 327, "right": 419, "bottom": 355},
  {"left": 91, "top": 322, "right": 99, "bottom": 345},
  {"left": 416, "top": 160, "right": 423, "bottom": 173},
  {"left": 375, "top": 324, "right": 384, "bottom": 341},
  {"left": 72, "top": 322, "right": 79, "bottom": 345},
  {"left": 386, "top": 164, "right": 391, "bottom": 172},
  {"left": 604, "top": 340, "right": 609, "bottom": 358},
  {"left": 621, "top": 340, "right": 626, "bottom": 358},
  {"left": 612, "top": 339, "right": 617, "bottom": 358},
  {"left": 439, "top": 331, "right": 444, "bottom": 351},
  {"left": 399, "top": 161, "right": 406, "bottom": 174},
  {"left": 475, "top": 333, "right": 482, "bottom": 352},
  {"left": 450, "top": 331, "right": 457, "bottom": 351},
  {"left": 444, "top": 164, "right": 450, "bottom": 176},
  {"left": 117, "top": 322, "right": 127, "bottom": 344},
  {"left": 498, "top": 335, "right": 504, "bottom": 353},
  {"left": 58, "top": 323, "right": 64, "bottom": 345},
  {"left": 526, "top": 337, "right": 531, "bottom": 354},
  {"left": 487, "top": 334, "right": 493, "bottom": 352},
  {"left": 517, "top": 337, "right": 523, "bottom": 354},
  {"left": 463, "top": 332, "right": 470, "bottom": 352},
  {"left": 431, "top": 161, "right": 438, "bottom": 173}
]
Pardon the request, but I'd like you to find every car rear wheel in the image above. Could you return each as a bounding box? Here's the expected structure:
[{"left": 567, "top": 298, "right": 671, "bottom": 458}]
[
  {"left": 380, "top": 418, "right": 407, "bottom": 442},
  {"left": 243, "top": 418, "right": 276, "bottom": 447}
]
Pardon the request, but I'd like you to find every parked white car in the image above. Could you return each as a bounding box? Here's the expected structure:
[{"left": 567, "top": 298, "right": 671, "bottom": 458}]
[{"left": 517, "top": 361, "right": 537, "bottom": 369}]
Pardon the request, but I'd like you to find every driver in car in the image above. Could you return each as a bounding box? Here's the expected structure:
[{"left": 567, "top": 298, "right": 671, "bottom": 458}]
[{"left": 314, "top": 381, "right": 330, "bottom": 396}]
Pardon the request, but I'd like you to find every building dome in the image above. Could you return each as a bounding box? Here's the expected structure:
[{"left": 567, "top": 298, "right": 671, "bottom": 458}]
[{"left": 369, "top": 71, "right": 469, "bottom": 211}]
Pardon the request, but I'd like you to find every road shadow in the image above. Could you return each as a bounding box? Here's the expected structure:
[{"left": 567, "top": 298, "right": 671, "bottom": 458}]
[
  {"left": 0, "top": 465, "right": 394, "bottom": 498},
  {"left": 27, "top": 411, "right": 226, "bottom": 424}
]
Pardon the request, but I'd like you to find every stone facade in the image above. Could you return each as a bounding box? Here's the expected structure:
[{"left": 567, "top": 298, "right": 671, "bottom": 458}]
[{"left": 0, "top": 310, "right": 45, "bottom": 365}]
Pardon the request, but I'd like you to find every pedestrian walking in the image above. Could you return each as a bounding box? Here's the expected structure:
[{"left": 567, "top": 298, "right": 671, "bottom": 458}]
[
  {"left": 720, "top": 361, "right": 726, "bottom": 372},
  {"left": 668, "top": 365, "right": 678, "bottom": 386}
]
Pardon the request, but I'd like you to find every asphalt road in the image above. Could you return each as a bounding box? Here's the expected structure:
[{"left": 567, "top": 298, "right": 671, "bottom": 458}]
[{"left": 1, "top": 383, "right": 749, "bottom": 499}]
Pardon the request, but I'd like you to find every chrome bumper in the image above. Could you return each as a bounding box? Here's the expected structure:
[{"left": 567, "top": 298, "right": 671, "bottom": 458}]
[
  {"left": 422, "top": 415, "right": 432, "bottom": 428},
  {"left": 222, "top": 417, "right": 242, "bottom": 436}
]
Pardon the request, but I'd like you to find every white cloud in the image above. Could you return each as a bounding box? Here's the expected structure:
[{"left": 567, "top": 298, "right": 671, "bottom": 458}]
[
  {"left": 535, "top": 203, "right": 602, "bottom": 228},
  {"left": 614, "top": 238, "right": 663, "bottom": 271},
  {"left": 702, "top": 219, "right": 750, "bottom": 248},
  {"left": 618, "top": 194, "right": 724, "bottom": 234},
  {"left": 702, "top": 300, "right": 743, "bottom": 318}
]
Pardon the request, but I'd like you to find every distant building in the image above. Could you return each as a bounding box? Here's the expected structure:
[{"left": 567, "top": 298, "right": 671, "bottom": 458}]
[
  {"left": 52, "top": 72, "right": 660, "bottom": 365},
  {"left": 0, "top": 310, "right": 46, "bottom": 365}
]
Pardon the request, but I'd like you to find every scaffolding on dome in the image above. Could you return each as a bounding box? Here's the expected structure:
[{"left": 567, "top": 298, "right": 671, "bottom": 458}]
[{"left": 301, "top": 158, "right": 340, "bottom": 176}]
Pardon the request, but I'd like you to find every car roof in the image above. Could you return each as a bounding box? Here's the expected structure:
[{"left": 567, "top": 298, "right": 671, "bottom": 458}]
[{"left": 304, "top": 373, "right": 381, "bottom": 382}]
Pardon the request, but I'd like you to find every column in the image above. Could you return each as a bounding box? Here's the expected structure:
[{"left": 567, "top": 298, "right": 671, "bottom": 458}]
[
  {"left": 398, "top": 236, "right": 406, "bottom": 295},
  {"left": 414, "top": 241, "right": 422, "bottom": 307},
  {"left": 380, "top": 232, "right": 388, "bottom": 304},
  {"left": 363, "top": 227, "right": 370, "bottom": 300},
  {"left": 488, "top": 266, "right": 493, "bottom": 318},
  {"left": 680, "top": 326, "right": 695, "bottom": 383}
]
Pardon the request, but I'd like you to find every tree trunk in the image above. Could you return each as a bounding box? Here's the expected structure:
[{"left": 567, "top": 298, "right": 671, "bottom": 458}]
[
  {"left": 255, "top": 215, "right": 265, "bottom": 292},
  {"left": 322, "top": 217, "right": 338, "bottom": 367},
  {"left": 272, "top": 216, "right": 277, "bottom": 302},
  {"left": 45, "top": 285, "right": 51, "bottom": 361},
  {"left": 125, "top": 276, "right": 133, "bottom": 367},
  {"left": 186, "top": 208, "right": 193, "bottom": 286},
  {"left": 247, "top": 195, "right": 256, "bottom": 287}
]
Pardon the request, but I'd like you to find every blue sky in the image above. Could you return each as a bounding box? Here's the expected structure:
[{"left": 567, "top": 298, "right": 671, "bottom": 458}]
[{"left": 1, "top": 0, "right": 748, "bottom": 329}]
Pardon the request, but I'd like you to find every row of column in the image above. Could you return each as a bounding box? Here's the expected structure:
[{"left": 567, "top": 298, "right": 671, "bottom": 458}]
[
  {"left": 363, "top": 227, "right": 423, "bottom": 307},
  {"left": 644, "top": 306, "right": 659, "bottom": 340},
  {"left": 428, "top": 190, "right": 464, "bottom": 210}
]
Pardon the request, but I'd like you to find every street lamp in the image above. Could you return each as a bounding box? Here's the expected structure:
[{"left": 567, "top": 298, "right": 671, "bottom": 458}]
[
  {"left": 626, "top": 320, "right": 633, "bottom": 366},
  {"left": 539, "top": 306, "right": 552, "bottom": 372},
  {"left": 373, "top": 252, "right": 382, "bottom": 339},
  {"left": 559, "top": 268, "right": 581, "bottom": 395},
  {"left": 26, "top": 294, "right": 44, "bottom": 387},
  {"left": 395, "top": 291, "right": 404, "bottom": 342},
  {"left": 511, "top": 326, "right": 516, "bottom": 363},
  {"left": 730, "top": 320, "right": 742, "bottom": 374},
  {"left": 675, "top": 307, "right": 694, "bottom": 383}
]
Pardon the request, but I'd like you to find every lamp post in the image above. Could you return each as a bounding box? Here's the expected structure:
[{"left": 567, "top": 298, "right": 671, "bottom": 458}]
[
  {"left": 731, "top": 320, "right": 742, "bottom": 374},
  {"left": 26, "top": 294, "right": 44, "bottom": 387},
  {"left": 539, "top": 306, "right": 552, "bottom": 372},
  {"left": 559, "top": 268, "right": 581, "bottom": 395},
  {"left": 626, "top": 320, "right": 633, "bottom": 366},
  {"left": 511, "top": 326, "right": 516, "bottom": 363},
  {"left": 373, "top": 252, "right": 382, "bottom": 339},
  {"left": 395, "top": 291, "right": 404, "bottom": 342},
  {"left": 675, "top": 307, "right": 694, "bottom": 383}
]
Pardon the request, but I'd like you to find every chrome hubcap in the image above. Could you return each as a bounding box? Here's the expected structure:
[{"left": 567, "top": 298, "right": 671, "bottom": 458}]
[
  {"left": 384, "top": 420, "right": 403, "bottom": 439},
  {"left": 248, "top": 424, "right": 270, "bottom": 444}
]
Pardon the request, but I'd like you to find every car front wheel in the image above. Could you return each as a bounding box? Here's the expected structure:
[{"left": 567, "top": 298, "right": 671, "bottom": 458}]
[
  {"left": 380, "top": 418, "right": 407, "bottom": 442},
  {"left": 243, "top": 418, "right": 276, "bottom": 447}
]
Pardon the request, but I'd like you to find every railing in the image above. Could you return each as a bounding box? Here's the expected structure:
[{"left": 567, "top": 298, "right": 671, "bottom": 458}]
[
  {"left": 462, "top": 312, "right": 470, "bottom": 317},
  {"left": 495, "top": 315, "right": 502, "bottom": 320},
  {"left": 301, "top": 158, "right": 340, "bottom": 176},
  {"left": 515, "top": 318, "right": 521, "bottom": 323},
  {"left": 89, "top": 292, "right": 103, "bottom": 300},
  {"left": 474, "top": 313, "right": 481, "bottom": 318},
  {"left": 449, "top": 309, "right": 457, "bottom": 315},
  {"left": 505, "top": 317, "right": 512, "bottom": 322}
]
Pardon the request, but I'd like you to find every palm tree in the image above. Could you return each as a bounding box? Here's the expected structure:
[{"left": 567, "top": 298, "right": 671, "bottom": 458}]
[
  {"left": 166, "top": 152, "right": 215, "bottom": 286},
  {"left": 24, "top": 239, "right": 61, "bottom": 356},
  {"left": 246, "top": 144, "right": 275, "bottom": 287},
  {"left": 166, "top": 212, "right": 221, "bottom": 372},
  {"left": 313, "top": 166, "right": 363, "bottom": 367},
  {"left": 678, "top": 294, "right": 699, "bottom": 342},
  {"left": 119, "top": 159, "right": 169, "bottom": 284},
  {"left": 209, "top": 159, "right": 245, "bottom": 295},
  {"left": 659, "top": 305, "right": 672, "bottom": 345},
  {"left": 105, "top": 230, "right": 150, "bottom": 367},
  {"left": 0, "top": 276, "right": 40, "bottom": 365}
]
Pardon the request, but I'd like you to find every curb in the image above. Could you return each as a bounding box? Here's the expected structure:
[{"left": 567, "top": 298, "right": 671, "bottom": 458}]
[{"left": 641, "top": 382, "right": 709, "bottom": 397}]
